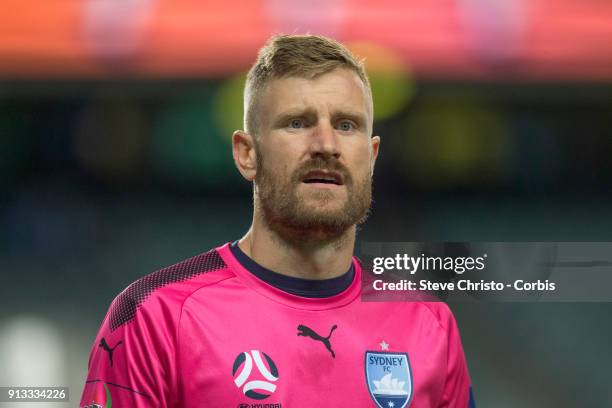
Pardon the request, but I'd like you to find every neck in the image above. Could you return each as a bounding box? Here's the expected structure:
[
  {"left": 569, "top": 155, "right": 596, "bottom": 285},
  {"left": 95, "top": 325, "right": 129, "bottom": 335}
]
[{"left": 238, "top": 212, "right": 356, "bottom": 280}]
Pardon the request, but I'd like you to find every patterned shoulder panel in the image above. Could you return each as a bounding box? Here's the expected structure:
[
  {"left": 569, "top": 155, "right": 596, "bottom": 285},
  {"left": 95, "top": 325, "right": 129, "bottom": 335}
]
[{"left": 108, "top": 248, "right": 226, "bottom": 332}]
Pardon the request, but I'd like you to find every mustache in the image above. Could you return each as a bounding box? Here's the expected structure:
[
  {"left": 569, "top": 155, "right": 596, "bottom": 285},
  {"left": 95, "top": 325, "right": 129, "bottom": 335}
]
[{"left": 293, "top": 157, "right": 351, "bottom": 184}]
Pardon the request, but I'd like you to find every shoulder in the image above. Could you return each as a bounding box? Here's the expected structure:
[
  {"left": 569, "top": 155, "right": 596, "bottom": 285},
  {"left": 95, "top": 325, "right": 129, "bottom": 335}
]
[
  {"left": 412, "top": 301, "right": 457, "bottom": 334},
  {"left": 106, "top": 246, "right": 235, "bottom": 333}
]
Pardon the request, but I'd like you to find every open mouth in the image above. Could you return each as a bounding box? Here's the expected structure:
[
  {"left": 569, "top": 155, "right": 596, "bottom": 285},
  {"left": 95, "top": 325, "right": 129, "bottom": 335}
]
[{"left": 301, "top": 170, "right": 344, "bottom": 186}]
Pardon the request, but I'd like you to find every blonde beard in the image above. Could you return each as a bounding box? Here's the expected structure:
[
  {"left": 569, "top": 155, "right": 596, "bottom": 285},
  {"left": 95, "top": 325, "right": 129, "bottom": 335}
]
[{"left": 254, "top": 161, "right": 372, "bottom": 244}]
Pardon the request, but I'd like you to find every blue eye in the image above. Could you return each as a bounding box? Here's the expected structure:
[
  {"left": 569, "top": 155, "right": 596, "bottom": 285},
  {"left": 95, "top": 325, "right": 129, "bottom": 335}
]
[
  {"left": 290, "top": 119, "right": 303, "bottom": 129},
  {"left": 338, "top": 121, "right": 354, "bottom": 131}
]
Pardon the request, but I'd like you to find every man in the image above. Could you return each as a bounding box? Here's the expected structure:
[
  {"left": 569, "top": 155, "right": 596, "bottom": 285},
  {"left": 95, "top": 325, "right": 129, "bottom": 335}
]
[{"left": 80, "top": 34, "right": 475, "bottom": 407}]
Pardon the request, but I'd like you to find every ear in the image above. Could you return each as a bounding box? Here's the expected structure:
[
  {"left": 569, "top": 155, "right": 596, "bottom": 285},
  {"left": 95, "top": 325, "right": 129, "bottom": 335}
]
[
  {"left": 369, "top": 135, "right": 381, "bottom": 176},
  {"left": 232, "top": 130, "right": 257, "bottom": 181}
]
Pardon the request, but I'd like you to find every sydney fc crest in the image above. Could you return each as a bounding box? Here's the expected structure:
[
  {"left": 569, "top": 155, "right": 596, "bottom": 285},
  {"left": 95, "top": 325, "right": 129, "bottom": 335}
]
[{"left": 365, "top": 351, "right": 413, "bottom": 408}]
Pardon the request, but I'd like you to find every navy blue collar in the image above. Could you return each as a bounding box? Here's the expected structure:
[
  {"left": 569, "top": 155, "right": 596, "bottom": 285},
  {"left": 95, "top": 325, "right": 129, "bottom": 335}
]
[{"left": 229, "top": 241, "right": 354, "bottom": 298}]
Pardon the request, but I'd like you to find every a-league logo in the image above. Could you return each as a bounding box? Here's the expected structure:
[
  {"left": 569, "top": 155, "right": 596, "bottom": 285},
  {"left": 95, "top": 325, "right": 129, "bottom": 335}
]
[{"left": 232, "top": 350, "right": 279, "bottom": 400}]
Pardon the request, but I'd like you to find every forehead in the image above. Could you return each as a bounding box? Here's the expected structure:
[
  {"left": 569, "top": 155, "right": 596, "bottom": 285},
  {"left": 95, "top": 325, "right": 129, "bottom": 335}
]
[{"left": 259, "top": 68, "right": 372, "bottom": 124}]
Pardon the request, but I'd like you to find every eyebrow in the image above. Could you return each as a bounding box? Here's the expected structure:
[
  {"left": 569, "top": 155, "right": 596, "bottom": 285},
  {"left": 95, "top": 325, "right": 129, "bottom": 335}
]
[
  {"left": 272, "top": 108, "right": 317, "bottom": 126},
  {"left": 331, "top": 110, "right": 368, "bottom": 127}
]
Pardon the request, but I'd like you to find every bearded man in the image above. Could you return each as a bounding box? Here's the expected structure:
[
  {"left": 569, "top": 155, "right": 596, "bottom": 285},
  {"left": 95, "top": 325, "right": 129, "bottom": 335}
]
[{"left": 80, "top": 34, "right": 475, "bottom": 408}]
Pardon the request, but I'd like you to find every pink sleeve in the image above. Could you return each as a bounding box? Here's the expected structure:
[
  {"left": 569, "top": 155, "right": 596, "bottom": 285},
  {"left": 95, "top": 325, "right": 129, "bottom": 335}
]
[
  {"left": 80, "top": 292, "right": 176, "bottom": 407},
  {"left": 437, "top": 304, "right": 475, "bottom": 408}
]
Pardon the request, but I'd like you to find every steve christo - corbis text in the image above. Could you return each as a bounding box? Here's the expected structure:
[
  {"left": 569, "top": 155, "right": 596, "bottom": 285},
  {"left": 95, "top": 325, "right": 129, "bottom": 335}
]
[{"left": 370, "top": 253, "right": 556, "bottom": 293}]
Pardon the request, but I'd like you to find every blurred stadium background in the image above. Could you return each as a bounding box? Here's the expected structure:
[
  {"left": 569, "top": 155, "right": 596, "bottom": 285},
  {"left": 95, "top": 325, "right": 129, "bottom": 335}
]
[{"left": 1, "top": 0, "right": 612, "bottom": 406}]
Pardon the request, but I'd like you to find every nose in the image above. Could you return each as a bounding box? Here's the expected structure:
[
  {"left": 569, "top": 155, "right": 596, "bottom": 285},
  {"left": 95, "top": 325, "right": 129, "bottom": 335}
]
[{"left": 309, "top": 120, "right": 340, "bottom": 159}]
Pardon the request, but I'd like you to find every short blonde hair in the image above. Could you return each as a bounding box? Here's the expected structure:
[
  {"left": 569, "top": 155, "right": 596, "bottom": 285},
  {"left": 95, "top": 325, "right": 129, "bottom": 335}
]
[{"left": 244, "top": 34, "right": 372, "bottom": 136}]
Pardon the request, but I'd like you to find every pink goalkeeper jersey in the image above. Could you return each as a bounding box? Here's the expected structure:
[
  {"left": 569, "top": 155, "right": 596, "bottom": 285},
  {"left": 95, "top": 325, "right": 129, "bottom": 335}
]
[{"left": 81, "top": 242, "right": 474, "bottom": 408}]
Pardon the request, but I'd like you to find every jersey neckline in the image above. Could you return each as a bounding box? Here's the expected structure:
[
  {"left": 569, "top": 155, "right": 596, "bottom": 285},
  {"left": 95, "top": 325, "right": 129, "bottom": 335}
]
[
  {"left": 229, "top": 240, "right": 354, "bottom": 298},
  {"left": 217, "top": 242, "right": 362, "bottom": 310}
]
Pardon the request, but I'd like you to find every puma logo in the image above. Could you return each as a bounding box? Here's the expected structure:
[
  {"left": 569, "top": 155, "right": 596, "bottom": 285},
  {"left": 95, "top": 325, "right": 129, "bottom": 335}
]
[
  {"left": 297, "top": 324, "right": 338, "bottom": 358},
  {"left": 99, "top": 337, "right": 123, "bottom": 367}
]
